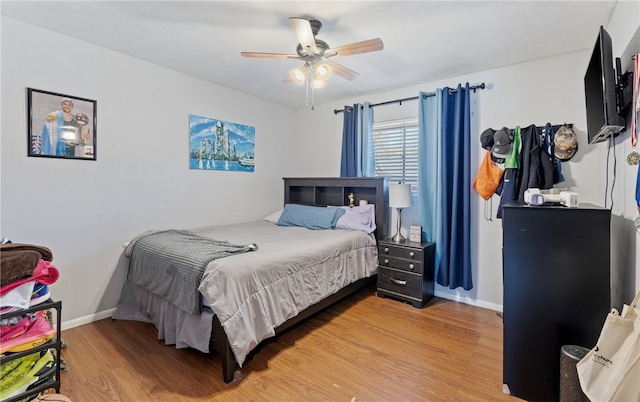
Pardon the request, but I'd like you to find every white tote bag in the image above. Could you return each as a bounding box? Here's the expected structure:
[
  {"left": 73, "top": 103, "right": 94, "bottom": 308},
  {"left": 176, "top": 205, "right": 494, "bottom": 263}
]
[{"left": 576, "top": 291, "right": 640, "bottom": 402}]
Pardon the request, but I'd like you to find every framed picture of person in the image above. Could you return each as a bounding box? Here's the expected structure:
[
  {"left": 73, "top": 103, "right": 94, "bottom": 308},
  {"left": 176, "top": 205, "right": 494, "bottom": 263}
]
[{"left": 27, "top": 88, "right": 97, "bottom": 160}]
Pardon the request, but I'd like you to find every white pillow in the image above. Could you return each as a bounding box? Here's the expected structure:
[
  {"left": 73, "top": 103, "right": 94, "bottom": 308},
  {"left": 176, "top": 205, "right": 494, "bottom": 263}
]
[{"left": 264, "top": 209, "right": 283, "bottom": 223}]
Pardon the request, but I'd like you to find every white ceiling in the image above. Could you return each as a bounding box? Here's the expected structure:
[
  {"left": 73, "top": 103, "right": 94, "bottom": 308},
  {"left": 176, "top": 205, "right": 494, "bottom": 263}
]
[{"left": 1, "top": 1, "right": 619, "bottom": 109}]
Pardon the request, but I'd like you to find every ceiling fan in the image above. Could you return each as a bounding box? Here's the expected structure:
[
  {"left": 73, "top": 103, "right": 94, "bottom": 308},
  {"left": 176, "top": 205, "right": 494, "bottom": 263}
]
[{"left": 241, "top": 17, "right": 383, "bottom": 89}]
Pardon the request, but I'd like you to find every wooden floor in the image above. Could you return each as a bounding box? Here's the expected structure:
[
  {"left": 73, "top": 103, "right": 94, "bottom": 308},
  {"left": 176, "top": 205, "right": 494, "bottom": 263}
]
[{"left": 58, "top": 285, "right": 524, "bottom": 401}]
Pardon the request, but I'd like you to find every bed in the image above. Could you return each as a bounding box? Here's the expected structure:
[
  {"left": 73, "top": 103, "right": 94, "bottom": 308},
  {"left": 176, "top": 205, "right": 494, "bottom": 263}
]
[{"left": 112, "top": 177, "right": 389, "bottom": 383}]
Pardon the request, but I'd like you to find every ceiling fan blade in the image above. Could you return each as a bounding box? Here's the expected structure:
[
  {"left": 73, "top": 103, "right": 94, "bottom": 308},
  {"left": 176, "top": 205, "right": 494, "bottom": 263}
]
[
  {"left": 241, "top": 52, "right": 299, "bottom": 59},
  {"left": 288, "top": 17, "right": 317, "bottom": 54},
  {"left": 328, "top": 38, "right": 384, "bottom": 57},
  {"left": 325, "top": 60, "right": 360, "bottom": 81}
]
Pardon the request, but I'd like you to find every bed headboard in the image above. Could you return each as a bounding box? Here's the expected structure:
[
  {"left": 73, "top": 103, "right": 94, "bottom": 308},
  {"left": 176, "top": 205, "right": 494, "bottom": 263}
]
[{"left": 283, "top": 177, "right": 389, "bottom": 241}]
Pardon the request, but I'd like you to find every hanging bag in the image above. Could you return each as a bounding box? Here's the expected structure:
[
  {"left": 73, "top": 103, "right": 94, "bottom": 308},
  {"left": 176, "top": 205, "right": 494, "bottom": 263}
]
[
  {"left": 472, "top": 151, "right": 504, "bottom": 200},
  {"left": 576, "top": 291, "right": 640, "bottom": 402}
]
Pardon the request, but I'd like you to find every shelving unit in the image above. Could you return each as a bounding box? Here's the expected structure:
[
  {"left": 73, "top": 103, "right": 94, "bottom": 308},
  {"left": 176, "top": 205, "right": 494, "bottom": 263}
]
[
  {"left": 283, "top": 177, "right": 390, "bottom": 239},
  {"left": 0, "top": 299, "right": 62, "bottom": 402}
]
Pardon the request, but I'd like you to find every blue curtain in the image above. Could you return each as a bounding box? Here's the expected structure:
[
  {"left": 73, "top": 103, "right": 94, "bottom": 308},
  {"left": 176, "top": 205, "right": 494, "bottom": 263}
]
[
  {"left": 418, "top": 90, "right": 439, "bottom": 254},
  {"left": 340, "top": 104, "right": 359, "bottom": 177},
  {"left": 340, "top": 103, "right": 374, "bottom": 177},
  {"left": 418, "top": 84, "right": 473, "bottom": 290},
  {"left": 359, "top": 102, "right": 375, "bottom": 177}
]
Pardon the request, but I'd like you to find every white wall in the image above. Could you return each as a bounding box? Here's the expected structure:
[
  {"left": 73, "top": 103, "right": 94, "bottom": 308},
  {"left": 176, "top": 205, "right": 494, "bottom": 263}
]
[
  {"left": 1, "top": 16, "right": 297, "bottom": 327},
  {"left": 292, "top": 3, "right": 640, "bottom": 311},
  {"left": 605, "top": 2, "right": 640, "bottom": 308}
]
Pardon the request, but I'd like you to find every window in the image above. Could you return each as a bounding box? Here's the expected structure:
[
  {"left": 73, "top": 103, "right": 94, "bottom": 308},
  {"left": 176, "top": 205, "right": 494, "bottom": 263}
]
[{"left": 372, "top": 118, "right": 418, "bottom": 188}]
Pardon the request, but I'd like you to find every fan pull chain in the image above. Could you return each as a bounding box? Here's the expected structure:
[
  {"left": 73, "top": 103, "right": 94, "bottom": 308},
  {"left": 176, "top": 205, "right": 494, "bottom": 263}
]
[{"left": 305, "top": 74, "right": 310, "bottom": 107}]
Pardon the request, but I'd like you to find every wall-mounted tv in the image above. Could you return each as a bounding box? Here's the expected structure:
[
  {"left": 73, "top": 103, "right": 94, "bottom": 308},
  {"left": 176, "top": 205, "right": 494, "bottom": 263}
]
[{"left": 584, "top": 26, "right": 625, "bottom": 144}]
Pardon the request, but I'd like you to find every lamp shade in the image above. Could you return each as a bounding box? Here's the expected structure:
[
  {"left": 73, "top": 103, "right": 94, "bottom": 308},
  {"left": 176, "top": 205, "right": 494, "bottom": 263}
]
[{"left": 389, "top": 183, "right": 412, "bottom": 208}]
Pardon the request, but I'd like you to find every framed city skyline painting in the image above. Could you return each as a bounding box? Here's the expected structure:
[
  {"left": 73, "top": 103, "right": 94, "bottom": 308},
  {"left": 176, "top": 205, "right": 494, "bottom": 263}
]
[{"left": 188, "top": 114, "right": 255, "bottom": 172}]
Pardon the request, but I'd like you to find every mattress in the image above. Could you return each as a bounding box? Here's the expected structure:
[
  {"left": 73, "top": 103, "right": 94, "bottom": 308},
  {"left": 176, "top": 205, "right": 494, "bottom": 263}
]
[{"left": 113, "top": 220, "right": 378, "bottom": 366}]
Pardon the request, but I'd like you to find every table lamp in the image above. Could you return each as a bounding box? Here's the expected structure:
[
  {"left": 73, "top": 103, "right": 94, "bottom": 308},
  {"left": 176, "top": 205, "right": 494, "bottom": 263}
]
[{"left": 389, "top": 183, "right": 412, "bottom": 242}]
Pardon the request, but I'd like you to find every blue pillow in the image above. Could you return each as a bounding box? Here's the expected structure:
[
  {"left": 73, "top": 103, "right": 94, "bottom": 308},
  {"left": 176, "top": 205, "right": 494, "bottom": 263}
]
[{"left": 277, "top": 204, "right": 345, "bottom": 230}]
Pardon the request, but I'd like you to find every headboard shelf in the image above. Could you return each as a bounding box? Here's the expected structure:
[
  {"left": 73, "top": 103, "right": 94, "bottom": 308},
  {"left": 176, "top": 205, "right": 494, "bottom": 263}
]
[{"left": 283, "top": 177, "right": 389, "bottom": 240}]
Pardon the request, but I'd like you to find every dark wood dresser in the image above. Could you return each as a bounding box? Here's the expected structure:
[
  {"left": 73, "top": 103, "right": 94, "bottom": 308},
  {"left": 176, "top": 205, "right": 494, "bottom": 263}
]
[{"left": 502, "top": 203, "right": 611, "bottom": 401}]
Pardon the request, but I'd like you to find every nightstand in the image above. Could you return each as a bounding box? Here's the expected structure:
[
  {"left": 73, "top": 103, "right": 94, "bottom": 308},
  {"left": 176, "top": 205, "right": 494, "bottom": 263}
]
[{"left": 376, "top": 239, "right": 435, "bottom": 308}]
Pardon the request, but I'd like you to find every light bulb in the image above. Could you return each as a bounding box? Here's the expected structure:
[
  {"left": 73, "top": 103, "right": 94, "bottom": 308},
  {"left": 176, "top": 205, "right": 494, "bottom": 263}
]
[
  {"left": 313, "top": 63, "right": 332, "bottom": 80},
  {"left": 290, "top": 66, "right": 307, "bottom": 85},
  {"left": 311, "top": 79, "right": 326, "bottom": 89}
]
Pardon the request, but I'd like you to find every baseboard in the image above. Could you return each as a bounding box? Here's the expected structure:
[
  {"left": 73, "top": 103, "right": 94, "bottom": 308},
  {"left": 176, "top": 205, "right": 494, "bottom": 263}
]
[
  {"left": 61, "top": 293, "right": 503, "bottom": 331},
  {"left": 434, "top": 290, "right": 503, "bottom": 313},
  {"left": 61, "top": 308, "right": 116, "bottom": 331}
]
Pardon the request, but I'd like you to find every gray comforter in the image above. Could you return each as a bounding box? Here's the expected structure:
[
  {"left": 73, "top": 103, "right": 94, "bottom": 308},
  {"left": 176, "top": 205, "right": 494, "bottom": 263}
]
[
  {"left": 127, "top": 230, "right": 257, "bottom": 315},
  {"left": 197, "top": 221, "right": 378, "bottom": 366},
  {"left": 123, "top": 221, "right": 378, "bottom": 367}
]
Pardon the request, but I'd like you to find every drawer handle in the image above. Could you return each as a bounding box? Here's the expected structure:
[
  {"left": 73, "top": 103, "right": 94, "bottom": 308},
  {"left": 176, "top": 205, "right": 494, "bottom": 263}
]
[
  {"left": 390, "top": 278, "right": 407, "bottom": 286},
  {"left": 384, "top": 259, "right": 389, "bottom": 264},
  {"left": 409, "top": 251, "right": 415, "bottom": 257},
  {"left": 408, "top": 263, "right": 414, "bottom": 270},
  {"left": 383, "top": 247, "right": 389, "bottom": 253}
]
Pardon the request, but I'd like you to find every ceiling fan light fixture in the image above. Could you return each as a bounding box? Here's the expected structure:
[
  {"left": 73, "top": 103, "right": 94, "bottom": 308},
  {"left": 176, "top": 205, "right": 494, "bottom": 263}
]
[
  {"left": 290, "top": 65, "right": 307, "bottom": 85},
  {"left": 313, "top": 63, "right": 332, "bottom": 81},
  {"left": 311, "top": 78, "right": 327, "bottom": 89},
  {"left": 241, "top": 16, "right": 384, "bottom": 104}
]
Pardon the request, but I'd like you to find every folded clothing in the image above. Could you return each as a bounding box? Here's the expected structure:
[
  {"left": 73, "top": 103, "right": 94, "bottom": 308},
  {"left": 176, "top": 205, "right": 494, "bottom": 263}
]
[
  {"left": 0, "top": 282, "right": 51, "bottom": 342},
  {"left": 0, "top": 244, "right": 53, "bottom": 288},
  {"left": 0, "top": 283, "right": 51, "bottom": 317},
  {"left": 0, "top": 350, "right": 55, "bottom": 400},
  {"left": 0, "top": 282, "right": 35, "bottom": 313},
  {"left": 0, "top": 352, "right": 40, "bottom": 391},
  {"left": 0, "top": 243, "right": 52, "bottom": 262},
  {"left": 0, "top": 316, "right": 32, "bottom": 343},
  {"left": 0, "top": 260, "right": 59, "bottom": 296},
  {"left": 0, "top": 250, "right": 41, "bottom": 288},
  {"left": 0, "top": 314, "right": 55, "bottom": 354}
]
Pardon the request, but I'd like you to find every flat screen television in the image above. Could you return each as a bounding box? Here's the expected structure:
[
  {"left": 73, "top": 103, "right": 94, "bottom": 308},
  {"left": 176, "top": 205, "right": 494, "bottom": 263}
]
[{"left": 584, "top": 26, "right": 625, "bottom": 144}]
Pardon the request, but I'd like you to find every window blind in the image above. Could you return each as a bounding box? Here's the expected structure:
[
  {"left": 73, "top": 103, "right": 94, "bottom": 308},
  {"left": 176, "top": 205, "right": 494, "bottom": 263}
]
[{"left": 373, "top": 119, "right": 418, "bottom": 188}]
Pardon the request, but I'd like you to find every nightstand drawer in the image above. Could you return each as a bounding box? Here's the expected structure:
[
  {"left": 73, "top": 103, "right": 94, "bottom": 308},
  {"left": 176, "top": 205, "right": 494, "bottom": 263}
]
[
  {"left": 378, "top": 256, "right": 423, "bottom": 274},
  {"left": 377, "top": 267, "right": 422, "bottom": 299},
  {"left": 378, "top": 244, "right": 423, "bottom": 262}
]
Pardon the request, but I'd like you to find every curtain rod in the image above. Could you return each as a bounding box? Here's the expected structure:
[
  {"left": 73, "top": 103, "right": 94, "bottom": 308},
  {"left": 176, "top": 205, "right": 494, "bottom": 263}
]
[{"left": 333, "top": 82, "right": 486, "bottom": 114}]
